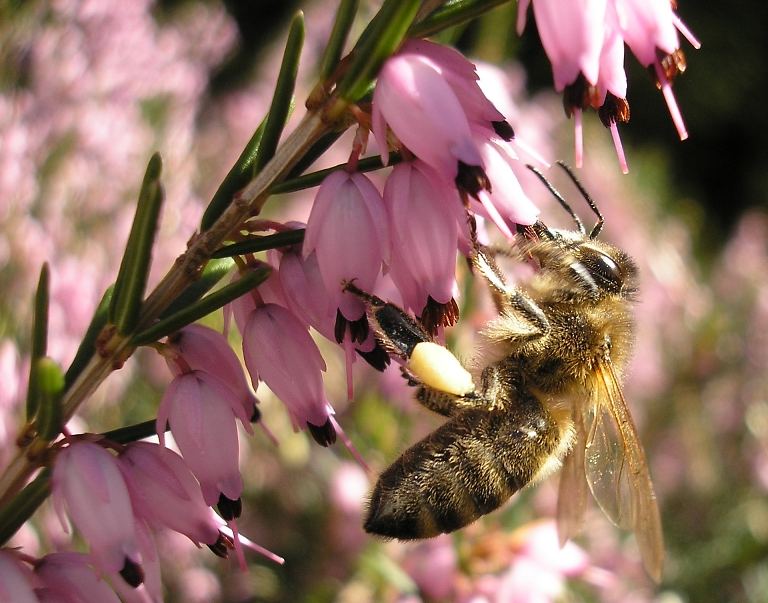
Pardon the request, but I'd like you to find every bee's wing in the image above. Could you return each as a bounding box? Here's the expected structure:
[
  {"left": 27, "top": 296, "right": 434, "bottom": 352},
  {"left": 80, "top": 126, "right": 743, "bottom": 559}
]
[
  {"left": 584, "top": 361, "right": 665, "bottom": 582},
  {"left": 556, "top": 401, "right": 589, "bottom": 546}
]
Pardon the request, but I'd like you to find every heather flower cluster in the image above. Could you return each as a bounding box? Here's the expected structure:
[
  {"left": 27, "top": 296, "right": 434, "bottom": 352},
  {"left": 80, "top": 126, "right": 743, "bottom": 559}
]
[
  {"left": 0, "top": 0, "right": 716, "bottom": 601},
  {"left": 518, "top": 0, "right": 700, "bottom": 172}
]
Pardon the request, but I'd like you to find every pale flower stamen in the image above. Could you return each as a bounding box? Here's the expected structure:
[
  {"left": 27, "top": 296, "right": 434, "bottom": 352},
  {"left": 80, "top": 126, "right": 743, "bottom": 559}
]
[
  {"left": 654, "top": 61, "right": 688, "bottom": 140},
  {"left": 609, "top": 122, "right": 629, "bottom": 174},
  {"left": 672, "top": 14, "right": 702, "bottom": 49},
  {"left": 330, "top": 414, "right": 371, "bottom": 473},
  {"left": 573, "top": 108, "right": 584, "bottom": 168}
]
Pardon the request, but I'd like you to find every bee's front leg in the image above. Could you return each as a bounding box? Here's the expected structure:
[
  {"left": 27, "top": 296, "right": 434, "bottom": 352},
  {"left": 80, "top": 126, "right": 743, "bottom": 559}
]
[{"left": 472, "top": 248, "right": 550, "bottom": 339}]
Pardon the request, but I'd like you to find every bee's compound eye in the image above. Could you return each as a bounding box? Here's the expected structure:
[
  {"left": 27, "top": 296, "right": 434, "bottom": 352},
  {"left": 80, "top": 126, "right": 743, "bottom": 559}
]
[{"left": 581, "top": 249, "right": 624, "bottom": 293}]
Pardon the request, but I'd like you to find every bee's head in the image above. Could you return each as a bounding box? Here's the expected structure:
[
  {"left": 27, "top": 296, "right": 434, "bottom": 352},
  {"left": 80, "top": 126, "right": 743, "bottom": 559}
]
[{"left": 522, "top": 227, "right": 639, "bottom": 302}]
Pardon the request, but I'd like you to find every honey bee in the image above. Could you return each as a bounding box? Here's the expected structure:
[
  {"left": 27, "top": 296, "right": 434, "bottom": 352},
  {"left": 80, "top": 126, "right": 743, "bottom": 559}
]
[{"left": 347, "top": 163, "right": 664, "bottom": 581}]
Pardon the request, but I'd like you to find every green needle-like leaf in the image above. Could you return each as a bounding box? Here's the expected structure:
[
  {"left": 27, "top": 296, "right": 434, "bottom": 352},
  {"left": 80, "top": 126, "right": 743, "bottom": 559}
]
[
  {"left": 212, "top": 229, "right": 305, "bottom": 259},
  {"left": 103, "top": 418, "right": 166, "bottom": 445},
  {"left": 336, "top": 0, "right": 420, "bottom": 103},
  {"left": 159, "top": 257, "right": 235, "bottom": 319},
  {"left": 410, "top": 0, "right": 511, "bottom": 38},
  {"left": 63, "top": 285, "right": 113, "bottom": 389},
  {"left": 131, "top": 265, "right": 271, "bottom": 346},
  {"left": 201, "top": 120, "right": 266, "bottom": 230},
  {"left": 26, "top": 263, "right": 49, "bottom": 419},
  {"left": 0, "top": 469, "right": 51, "bottom": 546},
  {"left": 253, "top": 12, "right": 304, "bottom": 174},
  {"left": 285, "top": 130, "right": 344, "bottom": 180},
  {"left": 318, "top": 0, "right": 359, "bottom": 80},
  {"left": 34, "top": 357, "right": 65, "bottom": 442},
  {"left": 272, "top": 152, "right": 402, "bottom": 196},
  {"left": 109, "top": 152, "right": 164, "bottom": 334}
]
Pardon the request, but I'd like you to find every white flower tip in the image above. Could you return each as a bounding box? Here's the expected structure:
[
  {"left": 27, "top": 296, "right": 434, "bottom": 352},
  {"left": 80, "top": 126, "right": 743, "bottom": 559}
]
[
  {"left": 408, "top": 342, "right": 475, "bottom": 396},
  {"left": 573, "top": 110, "right": 584, "bottom": 169}
]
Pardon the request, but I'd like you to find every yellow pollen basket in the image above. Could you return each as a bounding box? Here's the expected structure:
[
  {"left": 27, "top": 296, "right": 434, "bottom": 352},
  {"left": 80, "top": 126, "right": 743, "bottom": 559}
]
[{"left": 408, "top": 342, "right": 476, "bottom": 396}]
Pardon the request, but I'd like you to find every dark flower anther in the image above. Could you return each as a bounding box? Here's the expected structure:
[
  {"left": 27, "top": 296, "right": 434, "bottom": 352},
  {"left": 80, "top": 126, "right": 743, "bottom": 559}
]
[
  {"left": 307, "top": 418, "right": 337, "bottom": 447},
  {"left": 119, "top": 558, "right": 144, "bottom": 588}
]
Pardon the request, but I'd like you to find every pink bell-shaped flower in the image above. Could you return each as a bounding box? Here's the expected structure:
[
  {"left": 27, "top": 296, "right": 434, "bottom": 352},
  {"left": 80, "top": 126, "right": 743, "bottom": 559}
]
[
  {"left": 384, "top": 161, "right": 461, "bottom": 332},
  {"left": 522, "top": 0, "right": 606, "bottom": 92},
  {"left": 156, "top": 370, "right": 246, "bottom": 513},
  {"left": 119, "top": 441, "right": 222, "bottom": 546},
  {"left": 107, "top": 521, "right": 162, "bottom": 603},
  {"left": 399, "top": 39, "right": 506, "bottom": 126},
  {"left": 51, "top": 441, "right": 142, "bottom": 586},
  {"left": 0, "top": 550, "right": 39, "bottom": 603},
  {"left": 241, "top": 302, "right": 334, "bottom": 437},
  {"left": 372, "top": 50, "right": 485, "bottom": 182},
  {"left": 275, "top": 243, "right": 337, "bottom": 342},
  {"left": 35, "top": 552, "right": 122, "bottom": 602},
  {"left": 614, "top": 0, "right": 679, "bottom": 67},
  {"left": 303, "top": 170, "right": 388, "bottom": 324},
  {"left": 168, "top": 324, "right": 258, "bottom": 427},
  {"left": 471, "top": 128, "right": 540, "bottom": 236},
  {"left": 614, "top": 0, "right": 691, "bottom": 139}
]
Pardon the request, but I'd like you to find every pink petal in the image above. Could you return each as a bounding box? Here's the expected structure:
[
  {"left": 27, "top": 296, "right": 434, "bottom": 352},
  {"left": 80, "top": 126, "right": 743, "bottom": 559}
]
[
  {"left": 173, "top": 324, "right": 257, "bottom": 431},
  {"left": 385, "top": 162, "right": 459, "bottom": 305},
  {"left": 119, "top": 442, "right": 220, "bottom": 545},
  {"left": 516, "top": 0, "right": 531, "bottom": 34},
  {"left": 615, "top": 0, "right": 679, "bottom": 66},
  {"left": 242, "top": 304, "right": 330, "bottom": 429},
  {"left": 165, "top": 373, "right": 243, "bottom": 506},
  {"left": 52, "top": 442, "right": 139, "bottom": 574},
  {"left": 373, "top": 54, "right": 482, "bottom": 179},
  {"left": 303, "top": 170, "right": 349, "bottom": 259},
  {"left": 531, "top": 0, "right": 607, "bottom": 89},
  {"left": 0, "top": 551, "right": 39, "bottom": 603},
  {"left": 36, "top": 553, "right": 121, "bottom": 603}
]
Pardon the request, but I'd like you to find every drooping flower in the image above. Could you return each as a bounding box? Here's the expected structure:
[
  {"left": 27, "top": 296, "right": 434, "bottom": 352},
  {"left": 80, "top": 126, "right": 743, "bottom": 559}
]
[
  {"left": 51, "top": 441, "right": 143, "bottom": 586},
  {"left": 372, "top": 50, "right": 486, "bottom": 185},
  {"left": 614, "top": 0, "right": 698, "bottom": 140},
  {"left": 472, "top": 127, "right": 540, "bottom": 235},
  {"left": 399, "top": 39, "right": 506, "bottom": 127},
  {"left": 303, "top": 170, "right": 388, "bottom": 329},
  {"left": 35, "top": 552, "right": 122, "bottom": 603},
  {"left": 517, "top": 0, "right": 699, "bottom": 168},
  {"left": 168, "top": 323, "right": 259, "bottom": 426},
  {"left": 118, "top": 441, "right": 222, "bottom": 546},
  {"left": 523, "top": 0, "right": 607, "bottom": 93},
  {"left": 108, "top": 520, "right": 163, "bottom": 603},
  {"left": 241, "top": 301, "right": 334, "bottom": 440},
  {"left": 384, "top": 161, "right": 462, "bottom": 333},
  {"left": 156, "top": 370, "right": 247, "bottom": 515},
  {"left": 272, "top": 234, "right": 337, "bottom": 342}
]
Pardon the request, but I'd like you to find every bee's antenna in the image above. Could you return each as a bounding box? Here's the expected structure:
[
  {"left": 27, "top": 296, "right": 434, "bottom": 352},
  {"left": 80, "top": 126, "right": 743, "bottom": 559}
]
[
  {"left": 556, "top": 161, "right": 604, "bottom": 239},
  {"left": 526, "top": 164, "right": 586, "bottom": 236}
]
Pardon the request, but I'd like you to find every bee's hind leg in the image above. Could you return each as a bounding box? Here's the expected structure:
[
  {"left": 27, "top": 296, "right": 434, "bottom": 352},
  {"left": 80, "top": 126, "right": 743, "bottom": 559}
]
[
  {"left": 345, "top": 282, "right": 479, "bottom": 410},
  {"left": 343, "top": 282, "right": 431, "bottom": 362}
]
